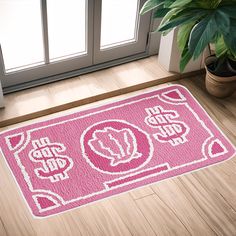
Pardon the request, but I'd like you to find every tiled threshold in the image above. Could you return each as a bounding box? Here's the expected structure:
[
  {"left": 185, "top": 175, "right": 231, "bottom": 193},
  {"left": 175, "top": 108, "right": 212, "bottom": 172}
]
[{"left": 0, "top": 56, "right": 204, "bottom": 128}]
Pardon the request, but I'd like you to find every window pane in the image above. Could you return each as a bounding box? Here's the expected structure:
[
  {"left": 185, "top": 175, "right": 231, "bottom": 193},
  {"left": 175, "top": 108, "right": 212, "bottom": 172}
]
[
  {"left": 47, "top": 0, "right": 87, "bottom": 62},
  {"left": 100, "top": 0, "right": 139, "bottom": 49},
  {"left": 0, "top": 0, "right": 44, "bottom": 72}
]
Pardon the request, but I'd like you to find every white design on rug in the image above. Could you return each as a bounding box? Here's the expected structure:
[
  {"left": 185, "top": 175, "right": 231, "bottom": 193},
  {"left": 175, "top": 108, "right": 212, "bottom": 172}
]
[
  {"left": 88, "top": 127, "right": 142, "bottom": 166},
  {"left": 29, "top": 137, "right": 74, "bottom": 182},
  {"left": 144, "top": 105, "right": 190, "bottom": 146},
  {"left": 81, "top": 119, "right": 154, "bottom": 175}
]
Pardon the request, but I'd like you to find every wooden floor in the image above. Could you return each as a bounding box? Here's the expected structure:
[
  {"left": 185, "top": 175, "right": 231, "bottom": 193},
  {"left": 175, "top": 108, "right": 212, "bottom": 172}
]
[{"left": 0, "top": 58, "right": 235, "bottom": 236}]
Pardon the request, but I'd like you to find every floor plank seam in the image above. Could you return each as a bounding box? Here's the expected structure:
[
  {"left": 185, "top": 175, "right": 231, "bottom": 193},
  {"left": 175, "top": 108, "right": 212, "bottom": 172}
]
[
  {"left": 150, "top": 189, "right": 192, "bottom": 236},
  {"left": 216, "top": 191, "right": 236, "bottom": 214},
  {"left": 177, "top": 178, "right": 221, "bottom": 236},
  {"left": 107, "top": 199, "right": 137, "bottom": 236},
  {"left": 0, "top": 216, "right": 8, "bottom": 236},
  {"left": 130, "top": 192, "right": 156, "bottom": 201},
  {"left": 132, "top": 198, "right": 158, "bottom": 236}
]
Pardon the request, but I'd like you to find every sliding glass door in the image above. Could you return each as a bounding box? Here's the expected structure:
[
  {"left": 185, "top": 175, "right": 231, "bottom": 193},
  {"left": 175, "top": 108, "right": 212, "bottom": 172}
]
[{"left": 0, "top": 0, "right": 151, "bottom": 90}]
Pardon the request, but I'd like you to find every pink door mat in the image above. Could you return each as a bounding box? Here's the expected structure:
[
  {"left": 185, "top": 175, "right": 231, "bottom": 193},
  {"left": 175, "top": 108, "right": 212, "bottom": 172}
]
[{"left": 0, "top": 85, "right": 235, "bottom": 218}]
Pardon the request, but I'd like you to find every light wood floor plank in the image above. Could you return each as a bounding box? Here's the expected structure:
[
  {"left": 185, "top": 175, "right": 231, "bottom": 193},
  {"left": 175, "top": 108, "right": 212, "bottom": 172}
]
[
  {"left": 63, "top": 200, "right": 132, "bottom": 236},
  {"left": 109, "top": 193, "right": 156, "bottom": 236},
  {"left": 177, "top": 174, "right": 236, "bottom": 236},
  {"left": 136, "top": 194, "right": 191, "bottom": 235},
  {"left": 0, "top": 221, "right": 7, "bottom": 236},
  {"left": 192, "top": 164, "right": 236, "bottom": 210},
  {"left": 150, "top": 179, "right": 217, "bottom": 235}
]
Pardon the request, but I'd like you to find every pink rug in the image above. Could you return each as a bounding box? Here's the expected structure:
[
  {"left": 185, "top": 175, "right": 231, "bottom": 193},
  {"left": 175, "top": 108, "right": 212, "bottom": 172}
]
[{"left": 0, "top": 85, "right": 235, "bottom": 218}]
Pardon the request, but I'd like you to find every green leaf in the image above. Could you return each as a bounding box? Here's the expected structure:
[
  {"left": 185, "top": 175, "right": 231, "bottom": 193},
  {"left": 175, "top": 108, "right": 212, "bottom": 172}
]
[
  {"left": 209, "top": 0, "right": 222, "bottom": 8},
  {"left": 180, "top": 47, "right": 193, "bottom": 72},
  {"left": 153, "top": 7, "right": 170, "bottom": 18},
  {"left": 189, "top": 13, "right": 217, "bottom": 59},
  {"left": 164, "top": 0, "right": 176, "bottom": 8},
  {"left": 215, "top": 36, "right": 227, "bottom": 58},
  {"left": 158, "top": 8, "right": 209, "bottom": 32},
  {"left": 159, "top": 16, "right": 189, "bottom": 31},
  {"left": 223, "top": 32, "right": 236, "bottom": 55},
  {"left": 170, "top": 0, "right": 192, "bottom": 8},
  {"left": 177, "top": 22, "right": 195, "bottom": 52},
  {"left": 215, "top": 10, "right": 230, "bottom": 34},
  {"left": 140, "top": 0, "right": 164, "bottom": 15},
  {"left": 158, "top": 8, "right": 180, "bottom": 30},
  {"left": 218, "top": 5, "right": 236, "bottom": 19},
  {"left": 196, "top": 0, "right": 222, "bottom": 9},
  {"left": 221, "top": 19, "right": 236, "bottom": 59},
  {"left": 219, "top": 0, "right": 236, "bottom": 6},
  {"left": 161, "top": 28, "right": 174, "bottom": 36},
  {"left": 211, "top": 31, "right": 221, "bottom": 43}
]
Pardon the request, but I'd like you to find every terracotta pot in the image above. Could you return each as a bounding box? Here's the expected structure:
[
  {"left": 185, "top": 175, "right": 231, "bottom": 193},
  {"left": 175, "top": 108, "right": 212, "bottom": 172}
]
[{"left": 205, "top": 57, "right": 236, "bottom": 98}]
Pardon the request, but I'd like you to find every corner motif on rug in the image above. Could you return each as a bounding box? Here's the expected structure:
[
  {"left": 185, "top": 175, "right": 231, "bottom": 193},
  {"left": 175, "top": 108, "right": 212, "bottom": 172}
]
[
  {"left": 208, "top": 139, "right": 228, "bottom": 158},
  {"left": 161, "top": 88, "right": 186, "bottom": 102},
  {"left": 32, "top": 194, "right": 60, "bottom": 212},
  {"left": 5, "top": 132, "right": 25, "bottom": 151}
]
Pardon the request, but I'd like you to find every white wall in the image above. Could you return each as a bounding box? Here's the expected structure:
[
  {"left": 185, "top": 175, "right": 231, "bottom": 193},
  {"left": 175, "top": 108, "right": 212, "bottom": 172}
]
[{"left": 0, "top": 81, "right": 4, "bottom": 108}]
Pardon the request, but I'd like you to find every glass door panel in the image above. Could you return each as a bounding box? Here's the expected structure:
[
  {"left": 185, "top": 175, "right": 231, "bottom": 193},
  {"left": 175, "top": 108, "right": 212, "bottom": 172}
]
[
  {"left": 100, "top": 0, "right": 139, "bottom": 49},
  {"left": 94, "top": 0, "right": 151, "bottom": 64},
  {"left": 0, "top": 0, "right": 44, "bottom": 72},
  {"left": 47, "top": 0, "right": 87, "bottom": 62},
  {"left": 0, "top": 0, "right": 93, "bottom": 89}
]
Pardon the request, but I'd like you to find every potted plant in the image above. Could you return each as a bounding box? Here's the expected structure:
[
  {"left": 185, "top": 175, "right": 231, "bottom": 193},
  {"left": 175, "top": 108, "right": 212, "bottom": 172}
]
[{"left": 140, "top": 0, "right": 236, "bottom": 97}]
